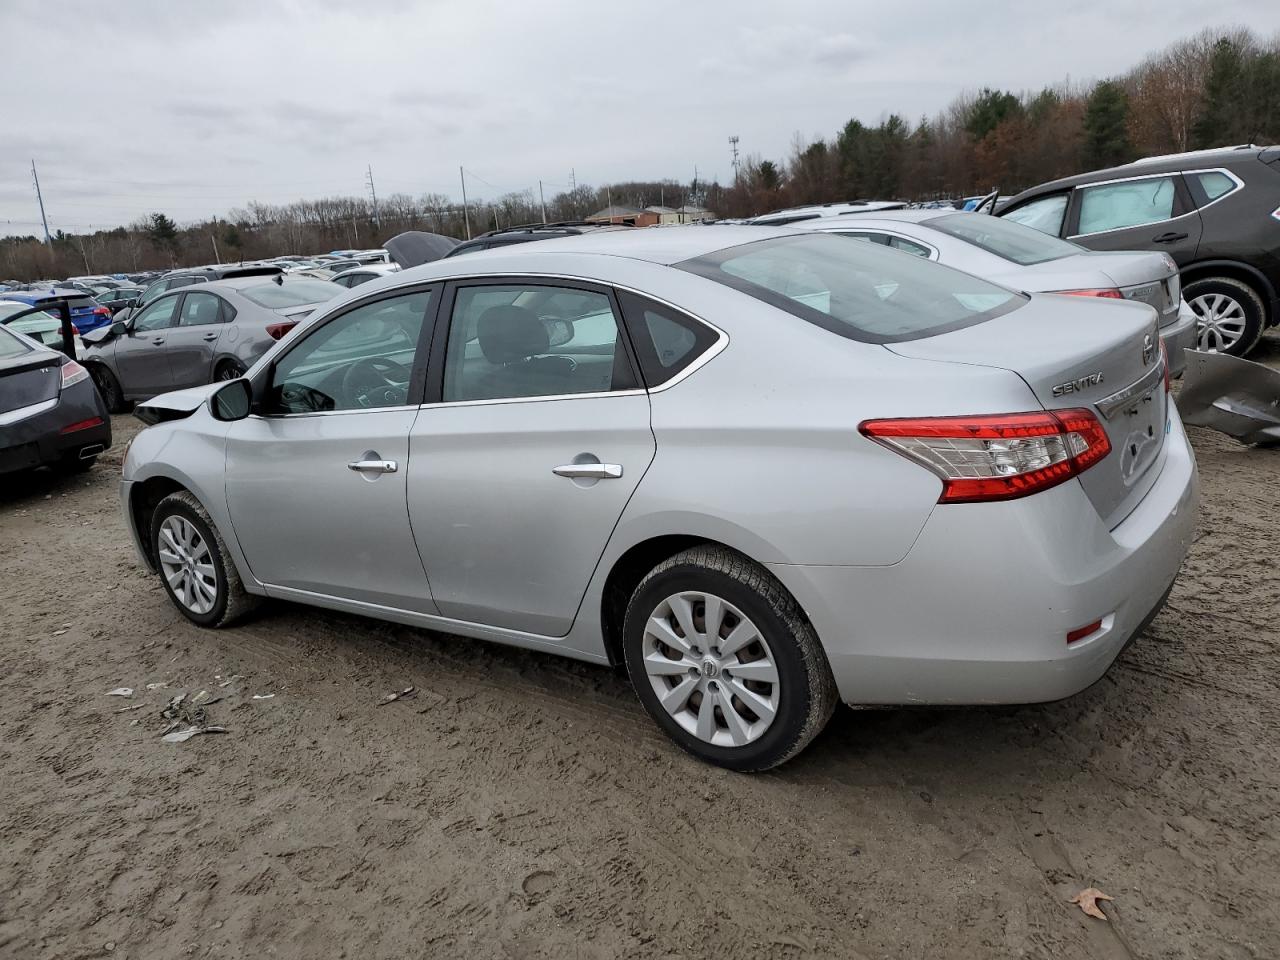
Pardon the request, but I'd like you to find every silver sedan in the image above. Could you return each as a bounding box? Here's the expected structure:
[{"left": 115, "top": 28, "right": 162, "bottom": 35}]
[
  {"left": 119, "top": 226, "right": 1199, "bottom": 770},
  {"left": 790, "top": 210, "right": 1200, "bottom": 375}
]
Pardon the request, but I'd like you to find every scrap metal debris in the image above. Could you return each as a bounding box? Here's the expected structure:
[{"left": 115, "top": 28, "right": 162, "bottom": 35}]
[
  {"left": 378, "top": 686, "right": 416, "bottom": 706},
  {"left": 162, "top": 725, "right": 228, "bottom": 744},
  {"left": 1069, "top": 887, "right": 1114, "bottom": 920},
  {"left": 252, "top": 694, "right": 276, "bottom": 700},
  {"left": 105, "top": 688, "right": 133, "bottom": 697},
  {"left": 1179, "top": 349, "right": 1280, "bottom": 445}
]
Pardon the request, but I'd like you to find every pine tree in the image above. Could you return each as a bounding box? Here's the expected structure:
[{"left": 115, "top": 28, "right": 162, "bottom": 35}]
[{"left": 1082, "top": 81, "right": 1134, "bottom": 168}]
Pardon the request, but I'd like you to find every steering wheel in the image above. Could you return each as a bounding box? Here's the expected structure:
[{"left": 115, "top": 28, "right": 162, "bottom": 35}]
[{"left": 341, "top": 356, "right": 412, "bottom": 407}]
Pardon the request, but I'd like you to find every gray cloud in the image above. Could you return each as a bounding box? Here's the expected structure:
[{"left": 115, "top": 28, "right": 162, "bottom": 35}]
[{"left": 1, "top": 0, "right": 1275, "bottom": 234}]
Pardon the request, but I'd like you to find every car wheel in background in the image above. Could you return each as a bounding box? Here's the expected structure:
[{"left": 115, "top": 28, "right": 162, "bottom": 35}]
[
  {"left": 622, "top": 545, "right": 838, "bottom": 771},
  {"left": 151, "top": 490, "right": 260, "bottom": 628},
  {"left": 215, "top": 359, "right": 247, "bottom": 381},
  {"left": 1185, "top": 277, "right": 1266, "bottom": 357},
  {"left": 88, "top": 364, "right": 126, "bottom": 413}
]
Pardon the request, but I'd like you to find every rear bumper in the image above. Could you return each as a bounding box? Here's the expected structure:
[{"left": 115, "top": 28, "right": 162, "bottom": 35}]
[
  {"left": 1161, "top": 302, "right": 1198, "bottom": 377},
  {"left": 768, "top": 403, "right": 1199, "bottom": 706},
  {"left": 0, "top": 385, "right": 111, "bottom": 474}
]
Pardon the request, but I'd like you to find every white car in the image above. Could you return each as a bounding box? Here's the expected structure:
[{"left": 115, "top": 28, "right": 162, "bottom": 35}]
[
  {"left": 749, "top": 201, "right": 907, "bottom": 226},
  {"left": 789, "top": 211, "right": 1199, "bottom": 376}
]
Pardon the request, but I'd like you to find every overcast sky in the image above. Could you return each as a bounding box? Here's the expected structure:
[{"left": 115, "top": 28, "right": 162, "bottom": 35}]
[{"left": 1, "top": 0, "right": 1275, "bottom": 237}]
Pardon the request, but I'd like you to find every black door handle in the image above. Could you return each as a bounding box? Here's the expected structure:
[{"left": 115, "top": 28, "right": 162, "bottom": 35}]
[{"left": 1152, "top": 231, "right": 1189, "bottom": 243}]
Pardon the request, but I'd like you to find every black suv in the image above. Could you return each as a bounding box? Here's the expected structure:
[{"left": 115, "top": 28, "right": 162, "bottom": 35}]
[
  {"left": 444, "top": 221, "right": 631, "bottom": 259},
  {"left": 997, "top": 145, "right": 1280, "bottom": 356}
]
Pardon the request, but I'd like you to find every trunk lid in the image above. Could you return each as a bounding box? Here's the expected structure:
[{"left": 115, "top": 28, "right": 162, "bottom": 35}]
[
  {"left": 1013, "top": 251, "right": 1182, "bottom": 328},
  {"left": 0, "top": 342, "right": 61, "bottom": 415},
  {"left": 887, "top": 294, "right": 1168, "bottom": 528}
]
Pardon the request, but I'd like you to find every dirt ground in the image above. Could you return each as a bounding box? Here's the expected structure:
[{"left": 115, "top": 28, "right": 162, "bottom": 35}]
[{"left": 2, "top": 337, "right": 1279, "bottom": 960}]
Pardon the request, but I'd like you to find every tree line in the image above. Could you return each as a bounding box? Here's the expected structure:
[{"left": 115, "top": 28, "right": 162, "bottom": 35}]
[{"left": 2, "top": 26, "right": 1276, "bottom": 282}]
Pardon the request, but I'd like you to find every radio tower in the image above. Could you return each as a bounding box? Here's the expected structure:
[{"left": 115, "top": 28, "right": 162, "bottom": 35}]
[{"left": 728, "top": 136, "right": 741, "bottom": 183}]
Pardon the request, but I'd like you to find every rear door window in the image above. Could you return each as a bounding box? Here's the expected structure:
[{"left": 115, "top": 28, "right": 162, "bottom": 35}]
[
  {"left": 616, "top": 291, "right": 720, "bottom": 387},
  {"left": 1001, "top": 192, "right": 1069, "bottom": 236},
  {"left": 1076, "top": 176, "right": 1178, "bottom": 235}
]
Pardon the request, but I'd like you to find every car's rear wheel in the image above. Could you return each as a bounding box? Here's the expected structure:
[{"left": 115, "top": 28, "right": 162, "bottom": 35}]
[
  {"left": 151, "top": 490, "right": 259, "bottom": 628},
  {"left": 1185, "top": 277, "right": 1266, "bottom": 357},
  {"left": 215, "top": 359, "right": 246, "bottom": 381},
  {"left": 622, "top": 545, "right": 838, "bottom": 771},
  {"left": 88, "top": 363, "right": 126, "bottom": 413}
]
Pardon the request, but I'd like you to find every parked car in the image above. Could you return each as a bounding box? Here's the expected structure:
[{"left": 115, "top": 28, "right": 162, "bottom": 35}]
[
  {"left": 748, "top": 200, "right": 908, "bottom": 226},
  {"left": 997, "top": 144, "right": 1280, "bottom": 356},
  {"left": 123, "top": 264, "right": 286, "bottom": 319},
  {"left": 329, "top": 263, "right": 400, "bottom": 288},
  {"left": 94, "top": 287, "right": 144, "bottom": 315},
  {"left": 82, "top": 276, "right": 340, "bottom": 411},
  {"left": 0, "top": 324, "right": 110, "bottom": 475},
  {"left": 789, "top": 210, "right": 1198, "bottom": 376},
  {"left": 0, "top": 289, "right": 113, "bottom": 334},
  {"left": 443, "top": 222, "right": 628, "bottom": 259},
  {"left": 120, "top": 226, "right": 1197, "bottom": 770},
  {"left": 0, "top": 301, "right": 84, "bottom": 355}
]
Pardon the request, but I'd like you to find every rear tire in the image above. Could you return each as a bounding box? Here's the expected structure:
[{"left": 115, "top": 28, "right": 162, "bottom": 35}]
[
  {"left": 622, "top": 545, "right": 838, "bottom": 772},
  {"left": 1185, "top": 276, "right": 1266, "bottom": 357},
  {"left": 88, "top": 364, "right": 126, "bottom": 414},
  {"left": 151, "top": 490, "right": 260, "bottom": 628}
]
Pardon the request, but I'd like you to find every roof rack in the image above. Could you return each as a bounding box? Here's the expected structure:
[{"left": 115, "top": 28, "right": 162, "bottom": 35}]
[{"left": 1130, "top": 144, "right": 1259, "bottom": 165}]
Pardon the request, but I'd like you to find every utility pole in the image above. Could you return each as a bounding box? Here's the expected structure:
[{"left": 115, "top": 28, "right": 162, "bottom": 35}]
[
  {"left": 366, "top": 164, "right": 380, "bottom": 230},
  {"left": 728, "top": 136, "right": 741, "bottom": 183},
  {"left": 539, "top": 180, "right": 547, "bottom": 224},
  {"left": 31, "top": 159, "right": 51, "bottom": 246},
  {"left": 459, "top": 166, "right": 472, "bottom": 239},
  {"left": 211, "top": 231, "right": 221, "bottom": 264}
]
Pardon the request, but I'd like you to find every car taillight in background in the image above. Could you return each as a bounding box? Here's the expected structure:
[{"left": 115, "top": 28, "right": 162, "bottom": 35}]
[
  {"left": 92, "top": 306, "right": 110, "bottom": 321},
  {"left": 1053, "top": 288, "right": 1124, "bottom": 299},
  {"left": 860, "top": 409, "right": 1112, "bottom": 504},
  {"left": 60, "top": 359, "right": 90, "bottom": 389},
  {"left": 266, "top": 321, "right": 299, "bottom": 340}
]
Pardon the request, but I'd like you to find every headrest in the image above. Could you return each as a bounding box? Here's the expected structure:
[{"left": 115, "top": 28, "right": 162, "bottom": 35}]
[{"left": 477, "top": 305, "right": 549, "bottom": 364}]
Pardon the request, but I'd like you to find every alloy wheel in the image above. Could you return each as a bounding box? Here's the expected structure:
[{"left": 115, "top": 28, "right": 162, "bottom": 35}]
[
  {"left": 642, "top": 591, "right": 780, "bottom": 747},
  {"left": 217, "top": 363, "right": 245, "bottom": 381},
  {"left": 157, "top": 515, "right": 218, "bottom": 615},
  {"left": 1190, "top": 292, "right": 1248, "bottom": 353}
]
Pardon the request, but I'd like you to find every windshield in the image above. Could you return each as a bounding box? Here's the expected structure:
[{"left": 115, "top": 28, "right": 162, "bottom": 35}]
[
  {"left": 925, "top": 213, "right": 1083, "bottom": 265},
  {"left": 677, "top": 233, "right": 1023, "bottom": 343},
  {"left": 240, "top": 279, "right": 339, "bottom": 309}
]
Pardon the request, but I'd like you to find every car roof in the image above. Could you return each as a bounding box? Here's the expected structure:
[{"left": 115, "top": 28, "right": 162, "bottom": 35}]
[
  {"left": 1002, "top": 145, "right": 1272, "bottom": 203},
  {"left": 333, "top": 263, "right": 398, "bottom": 277},
  {"left": 402, "top": 224, "right": 799, "bottom": 271}
]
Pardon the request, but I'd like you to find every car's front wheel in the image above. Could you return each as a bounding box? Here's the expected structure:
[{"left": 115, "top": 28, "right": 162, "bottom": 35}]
[
  {"left": 151, "top": 490, "right": 259, "bottom": 627},
  {"left": 215, "top": 359, "right": 246, "bottom": 381},
  {"left": 622, "top": 545, "right": 838, "bottom": 771},
  {"left": 1185, "top": 277, "right": 1266, "bottom": 356}
]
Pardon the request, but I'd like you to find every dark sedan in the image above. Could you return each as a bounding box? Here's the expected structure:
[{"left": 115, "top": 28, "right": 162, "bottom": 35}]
[{"left": 0, "top": 325, "right": 111, "bottom": 476}]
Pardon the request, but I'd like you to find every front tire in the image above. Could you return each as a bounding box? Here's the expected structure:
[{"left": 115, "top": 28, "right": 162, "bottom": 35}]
[
  {"left": 622, "top": 545, "right": 838, "bottom": 772},
  {"left": 151, "top": 490, "right": 260, "bottom": 628},
  {"left": 215, "top": 359, "right": 247, "bottom": 381},
  {"left": 1185, "top": 277, "right": 1266, "bottom": 357}
]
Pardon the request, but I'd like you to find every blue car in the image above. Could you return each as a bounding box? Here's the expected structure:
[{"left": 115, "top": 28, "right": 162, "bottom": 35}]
[{"left": 0, "top": 288, "right": 113, "bottom": 334}]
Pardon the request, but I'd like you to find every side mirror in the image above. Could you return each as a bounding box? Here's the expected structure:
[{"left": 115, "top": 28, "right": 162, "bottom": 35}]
[
  {"left": 110, "top": 320, "right": 127, "bottom": 337},
  {"left": 210, "top": 378, "right": 252, "bottom": 422},
  {"left": 125, "top": 298, "right": 140, "bottom": 310}
]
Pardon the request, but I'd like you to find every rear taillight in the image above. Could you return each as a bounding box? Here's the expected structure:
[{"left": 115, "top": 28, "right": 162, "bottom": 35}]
[
  {"left": 266, "top": 321, "right": 298, "bottom": 340},
  {"left": 70, "top": 322, "right": 80, "bottom": 334},
  {"left": 860, "top": 408, "right": 1112, "bottom": 504},
  {"left": 59, "top": 416, "right": 104, "bottom": 435},
  {"left": 1053, "top": 288, "right": 1124, "bottom": 299},
  {"left": 60, "top": 359, "right": 90, "bottom": 389},
  {"left": 93, "top": 306, "right": 110, "bottom": 318}
]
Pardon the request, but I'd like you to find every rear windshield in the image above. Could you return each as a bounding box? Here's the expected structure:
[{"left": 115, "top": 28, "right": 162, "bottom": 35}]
[
  {"left": 240, "top": 279, "right": 339, "bottom": 309},
  {"left": 925, "top": 213, "right": 1083, "bottom": 265},
  {"left": 0, "top": 326, "right": 33, "bottom": 359},
  {"left": 677, "top": 233, "right": 1023, "bottom": 343}
]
